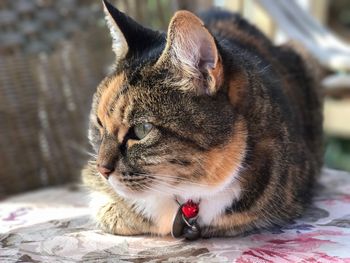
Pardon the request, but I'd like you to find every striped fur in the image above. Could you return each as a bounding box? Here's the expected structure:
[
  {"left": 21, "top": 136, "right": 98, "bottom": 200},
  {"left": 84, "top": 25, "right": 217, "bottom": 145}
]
[{"left": 82, "top": 2, "right": 323, "bottom": 238}]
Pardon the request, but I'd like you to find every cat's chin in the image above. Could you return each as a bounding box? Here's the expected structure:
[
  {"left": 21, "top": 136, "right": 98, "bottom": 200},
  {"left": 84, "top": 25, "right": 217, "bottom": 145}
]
[{"left": 108, "top": 175, "right": 150, "bottom": 199}]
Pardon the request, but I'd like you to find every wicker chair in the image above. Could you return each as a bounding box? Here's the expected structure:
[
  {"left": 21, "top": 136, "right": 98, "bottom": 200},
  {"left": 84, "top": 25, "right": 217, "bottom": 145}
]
[{"left": 0, "top": 0, "right": 110, "bottom": 197}]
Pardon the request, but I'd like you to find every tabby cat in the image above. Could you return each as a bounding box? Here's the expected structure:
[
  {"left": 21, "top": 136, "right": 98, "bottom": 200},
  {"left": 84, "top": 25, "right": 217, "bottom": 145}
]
[{"left": 82, "top": 0, "right": 323, "bottom": 238}]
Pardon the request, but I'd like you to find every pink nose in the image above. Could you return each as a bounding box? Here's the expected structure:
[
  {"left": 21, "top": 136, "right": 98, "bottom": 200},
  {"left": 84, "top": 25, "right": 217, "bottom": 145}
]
[{"left": 97, "top": 165, "right": 114, "bottom": 179}]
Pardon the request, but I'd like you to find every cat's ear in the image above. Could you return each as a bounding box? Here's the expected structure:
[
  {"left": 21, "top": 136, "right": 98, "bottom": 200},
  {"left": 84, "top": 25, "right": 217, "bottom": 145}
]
[
  {"left": 158, "top": 10, "right": 223, "bottom": 95},
  {"left": 102, "top": 0, "right": 161, "bottom": 62},
  {"left": 102, "top": 0, "right": 128, "bottom": 61}
]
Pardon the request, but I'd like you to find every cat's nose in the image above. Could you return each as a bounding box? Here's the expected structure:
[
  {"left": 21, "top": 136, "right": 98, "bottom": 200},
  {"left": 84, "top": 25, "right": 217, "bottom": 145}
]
[{"left": 97, "top": 164, "right": 114, "bottom": 179}]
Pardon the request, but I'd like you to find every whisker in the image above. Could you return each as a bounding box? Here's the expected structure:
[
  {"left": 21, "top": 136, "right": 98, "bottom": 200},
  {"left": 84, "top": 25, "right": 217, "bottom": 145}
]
[
  {"left": 145, "top": 175, "right": 240, "bottom": 195},
  {"left": 69, "top": 142, "right": 97, "bottom": 159},
  {"left": 133, "top": 172, "right": 212, "bottom": 187}
]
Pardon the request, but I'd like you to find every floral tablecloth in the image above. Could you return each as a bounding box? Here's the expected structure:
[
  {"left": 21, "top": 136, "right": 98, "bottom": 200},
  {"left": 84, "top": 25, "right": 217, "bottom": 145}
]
[{"left": 1, "top": 168, "right": 350, "bottom": 262}]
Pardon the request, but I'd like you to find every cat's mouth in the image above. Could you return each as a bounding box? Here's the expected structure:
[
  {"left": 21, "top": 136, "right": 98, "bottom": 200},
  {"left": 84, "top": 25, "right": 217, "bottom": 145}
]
[{"left": 106, "top": 172, "right": 157, "bottom": 198}]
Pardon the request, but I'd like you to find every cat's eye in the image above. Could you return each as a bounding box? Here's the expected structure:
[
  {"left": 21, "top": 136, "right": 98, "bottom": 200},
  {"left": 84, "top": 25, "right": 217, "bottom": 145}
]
[
  {"left": 134, "top": 123, "right": 153, "bottom": 140},
  {"left": 97, "top": 117, "right": 102, "bottom": 127}
]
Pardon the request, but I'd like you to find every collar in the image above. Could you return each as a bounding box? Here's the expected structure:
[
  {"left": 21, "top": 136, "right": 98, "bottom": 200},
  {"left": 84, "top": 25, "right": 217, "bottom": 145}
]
[{"left": 171, "top": 198, "right": 201, "bottom": 240}]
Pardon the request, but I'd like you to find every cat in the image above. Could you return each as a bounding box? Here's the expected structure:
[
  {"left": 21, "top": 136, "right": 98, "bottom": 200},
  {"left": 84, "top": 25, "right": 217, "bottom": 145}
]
[{"left": 82, "top": 0, "right": 323, "bottom": 239}]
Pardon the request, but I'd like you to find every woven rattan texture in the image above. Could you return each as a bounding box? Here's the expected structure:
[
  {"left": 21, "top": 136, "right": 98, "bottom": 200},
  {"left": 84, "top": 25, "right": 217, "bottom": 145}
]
[
  {"left": 0, "top": 0, "right": 111, "bottom": 197},
  {"left": 0, "top": 35, "right": 112, "bottom": 197},
  {"left": 0, "top": 0, "right": 100, "bottom": 55}
]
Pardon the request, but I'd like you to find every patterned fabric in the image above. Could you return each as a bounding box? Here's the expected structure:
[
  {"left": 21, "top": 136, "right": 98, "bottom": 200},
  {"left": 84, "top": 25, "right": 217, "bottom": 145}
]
[{"left": 1, "top": 168, "right": 350, "bottom": 262}]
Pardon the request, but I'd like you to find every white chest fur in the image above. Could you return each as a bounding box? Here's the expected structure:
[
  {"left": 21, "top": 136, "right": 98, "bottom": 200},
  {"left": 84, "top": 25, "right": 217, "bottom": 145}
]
[
  {"left": 126, "top": 180, "right": 241, "bottom": 235},
  {"left": 196, "top": 184, "right": 241, "bottom": 226},
  {"left": 128, "top": 195, "right": 178, "bottom": 235},
  {"left": 90, "top": 181, "right": 242, "bottom": 237}
]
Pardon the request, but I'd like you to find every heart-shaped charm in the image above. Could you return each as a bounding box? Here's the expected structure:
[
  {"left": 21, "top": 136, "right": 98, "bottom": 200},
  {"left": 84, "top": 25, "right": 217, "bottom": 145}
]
[{"left": 181, "top": 200, "right": 199, "bottom": 218}]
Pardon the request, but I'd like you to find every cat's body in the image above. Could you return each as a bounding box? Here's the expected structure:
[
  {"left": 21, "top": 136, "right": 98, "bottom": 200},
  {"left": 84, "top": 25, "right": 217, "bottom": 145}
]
[{"left": 82, "top": 1, "right": 323, "bottom": 238}]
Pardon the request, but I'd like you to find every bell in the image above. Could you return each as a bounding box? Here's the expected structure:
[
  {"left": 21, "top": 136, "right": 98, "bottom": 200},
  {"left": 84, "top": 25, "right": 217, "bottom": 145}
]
[{"left": 183, "top": 222, "right": 201, "bottom": 240}]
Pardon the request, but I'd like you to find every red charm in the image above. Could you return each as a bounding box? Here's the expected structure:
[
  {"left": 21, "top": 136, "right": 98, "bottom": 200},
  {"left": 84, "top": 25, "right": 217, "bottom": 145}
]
[{"left": 181, "top": 200, "right": 199, "bottom": 218}]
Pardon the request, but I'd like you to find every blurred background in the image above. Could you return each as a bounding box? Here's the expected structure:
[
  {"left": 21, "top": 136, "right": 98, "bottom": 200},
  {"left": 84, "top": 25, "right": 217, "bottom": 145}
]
[{"left": 0, "top": 0, "right": 349, "bottom": 198}]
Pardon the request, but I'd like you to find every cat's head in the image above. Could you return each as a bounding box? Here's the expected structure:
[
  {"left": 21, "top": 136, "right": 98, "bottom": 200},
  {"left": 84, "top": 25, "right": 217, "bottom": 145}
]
[{"left": 89, "top": 0, "right": 247, "bottom": 199}]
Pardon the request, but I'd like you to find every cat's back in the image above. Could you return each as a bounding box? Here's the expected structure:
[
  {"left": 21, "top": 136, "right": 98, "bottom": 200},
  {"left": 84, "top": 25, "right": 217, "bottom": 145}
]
[{"left": 200, "top": 9, "right": 323, "bottom": 164}]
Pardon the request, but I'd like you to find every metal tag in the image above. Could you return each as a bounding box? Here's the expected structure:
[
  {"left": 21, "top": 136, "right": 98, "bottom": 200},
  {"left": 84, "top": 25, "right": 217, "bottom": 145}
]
[{"left": 171, "top": 205, "right": 185, "bottom": 238}]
